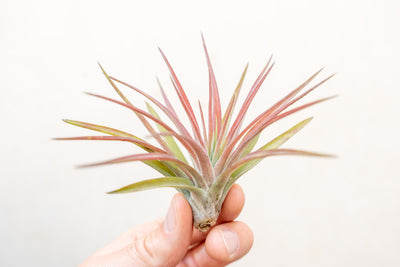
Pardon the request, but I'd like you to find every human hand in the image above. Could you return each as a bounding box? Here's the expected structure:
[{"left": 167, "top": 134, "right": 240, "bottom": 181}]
[{"left": 79, "top": 184, "right": 253, "bottom": 267}]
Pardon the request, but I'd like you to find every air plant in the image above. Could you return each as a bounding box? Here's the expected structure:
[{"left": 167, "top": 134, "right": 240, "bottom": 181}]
[{"left": 56, "top": 36, "right": 335, "bottom": 232}]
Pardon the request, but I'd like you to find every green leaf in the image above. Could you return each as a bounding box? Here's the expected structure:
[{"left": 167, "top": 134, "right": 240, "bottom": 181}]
[
  {"left": 54, "top": 135, "right": 166, "bottom": 154},
  {"left": 231, "top": 117, "right": 313, "bottom": 178},
  {"left": 62, "top": 119, "right": 141, "bottom": 140},
  {"left": 61, "top": 120, "right": 175, "bottom": 176},
  {"left": 224, "top": 148, "right": 334, "bottom": 191},
  {"left": 146, "top": 102, "right": 188, "bottom": 164},
  {"left": 107, "top": 177, "right": 206, "bottom": 195},
  {"left": 240, "top": 133, "right": 260, "bottom": 157},
  {"left": 260, "top": 117, "right": 313, "bottom": 150},
  {"left": 98, "top": 63, "right": 132, "bottom": 105},
  {"left": 213, "top": 64, "right": 248, "bottom": 158}
]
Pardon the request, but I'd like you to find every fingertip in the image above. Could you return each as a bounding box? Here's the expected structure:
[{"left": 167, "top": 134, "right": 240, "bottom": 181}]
[
  {"left": 230, "top": 184, "right": 245, "bottom": 204},
  {"left": 205, "top": 221, "right": 253, "bottom": 262},
  {"left": 219, "top": 184, "right": 245, "bottom": 222}
]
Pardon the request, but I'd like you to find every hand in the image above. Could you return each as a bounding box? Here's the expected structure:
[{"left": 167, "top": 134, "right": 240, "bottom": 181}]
[{"left": 79, "top": 184, "right": 253, "bottom": 267}]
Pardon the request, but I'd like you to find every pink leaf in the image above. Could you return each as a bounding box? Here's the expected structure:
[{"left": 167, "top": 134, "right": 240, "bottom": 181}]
[{"left": 158, "top": 48, "right": 204, "bottom": 147}]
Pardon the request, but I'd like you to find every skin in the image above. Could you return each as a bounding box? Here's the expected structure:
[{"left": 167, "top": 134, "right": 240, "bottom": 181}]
[{"left": 80, "top": 184, "right": 253, "bottom": 267}]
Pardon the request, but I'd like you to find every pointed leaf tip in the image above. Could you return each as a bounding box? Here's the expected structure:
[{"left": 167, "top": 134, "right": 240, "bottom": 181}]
[
  {"left": 62, "top": 119, "right": 74, "bottom": 124},
  {"left": 201, "top": 32, "right": 206, "bottom": 42},
  {"left": 97, "top": 62, "right": 107, "bottom": 75},
  {"left": 304, "top": 116, "right": 314, "bottom": 123}
]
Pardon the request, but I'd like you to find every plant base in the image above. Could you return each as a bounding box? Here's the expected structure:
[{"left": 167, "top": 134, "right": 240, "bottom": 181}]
[{"left": 194, "top": 217, "right": 217, "bottom": 232}]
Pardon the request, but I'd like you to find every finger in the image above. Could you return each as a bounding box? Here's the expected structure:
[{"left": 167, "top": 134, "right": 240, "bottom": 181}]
[
  {"left": 91, "top": 219, "right": 163, "bottom": 256},
  {"left": 218, "top": 183, "right": 245, "bottom": 223},
  {"left": 178, "top": 221, "right": 254, "bottom": 267},
  {"left": 80, "top": 193, "right": 193, "bottom": 267},
  {"left": 190, "top": 184, "right": 245, "bottom": 245}
]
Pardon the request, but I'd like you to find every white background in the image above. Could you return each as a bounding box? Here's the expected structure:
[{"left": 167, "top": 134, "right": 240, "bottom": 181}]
[{"left": 1, "top": 0, "right": 399, "bottom": 266}]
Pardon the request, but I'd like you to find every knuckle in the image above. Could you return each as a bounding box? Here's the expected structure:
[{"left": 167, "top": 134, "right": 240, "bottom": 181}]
[{"left": 126, "top": 235, "right": 159, "bottom": 267}]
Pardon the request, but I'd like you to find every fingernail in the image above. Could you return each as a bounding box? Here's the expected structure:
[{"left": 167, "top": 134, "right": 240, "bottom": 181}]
[
  {"left": 163, "top": 196, "right": 176, "bottom": 233},
  {"left": 220, "top": 229, "right": 239, "bottom": 257}
]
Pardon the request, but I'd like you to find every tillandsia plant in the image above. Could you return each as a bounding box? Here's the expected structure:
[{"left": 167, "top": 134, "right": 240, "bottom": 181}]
[{"left": 57, "top": 36, "right": 335, "bottom": 232}]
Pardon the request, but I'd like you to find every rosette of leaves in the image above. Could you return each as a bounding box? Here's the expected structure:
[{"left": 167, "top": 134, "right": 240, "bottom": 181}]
[{"left": 57, "top": 36, "right": 334, "bottom": 232}]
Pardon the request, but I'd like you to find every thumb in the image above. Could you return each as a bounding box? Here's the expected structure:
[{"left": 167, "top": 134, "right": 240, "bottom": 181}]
[{"left": 125, "top": 193, "right": 193, "bottom": 266}]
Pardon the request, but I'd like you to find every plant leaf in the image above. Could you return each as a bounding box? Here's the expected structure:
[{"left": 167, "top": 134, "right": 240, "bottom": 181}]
[
  {"left": 146, "top": 102, "right": 188, "bottom": 164},
  {"left": 158, "top": 132, "right": 214, "bottom": 187},
  {"left": 78, "top": 152, "right": 207, "bottom": 187},
  {"left": 286, "top": 74, "right": 335, "bottom": 108},
  {"left": 238, "top": 96, "right": 333, "bottom": 157},
  {"left": 239, "top": 133, "right": 260, "bottom": 158},
  {"left": 198, "top": 100, "right": 208, "bottom": 145},
  {"left": 239, "top": 69, "right": 326, "bottom": 142},
  {"left": 214, "top": 148, "right": 334, "bottom": 189},
  {"left": 54, "top": 135, "right": 167, "bottom": 154},
  {"left": 98, "top": 65, "right": 173, "bottom": 155},
  {"left": 158, "top": 48, "right": 204, "bottom": 146},
  {"left": 110, "top": 76, "right": 193, "bottom": 140},
  {"left": 84, "top": 92, "right": 215, "bottom": 187},
  {"left": 98, "top": 63, "right": 132, "bottom": 105},
  {"left": 225, "top": 57, "right": 274, "bottom": 143},
  {"left": 201, "top": 34, "right": 222, "bottom": 141},
  {"left": 269, "top": 95, "right": 338, "bottom": 125},
  {"left": 84, "top": 92, "right": 183, "bottom": 138},
  {"left": 260, "top": 117, "right": 313, "bottom": 150},
  {"left": 107, "top": 177, "right": 206, "bottom": 196},
  {"left": 214, "top": 59, "right": 274, "bottom": 173},
  {"left": 231, "top": 117, "right": 313, "bottom": 178},
  {"left": 215, "top": 69, "right": 325, "bottom": 173},
  {"left": 215, "top": 63, "right": 248, "bottom": 153},
  {"left": 62, "top": 119, "right": 141, "bottom": 140},
  {"left": 157, "top": 77, "right": 178, "bottom": 118}
]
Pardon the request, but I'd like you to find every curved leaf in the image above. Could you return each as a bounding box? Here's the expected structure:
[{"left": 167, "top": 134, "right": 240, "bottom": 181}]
[
  {"left": 231, "top": 117, "right": 313, "bottom": 178},
  {"left": 107, "top": 177, "right": 206, "bottom": 196},
  {"left": 227, "top": 149, "right": 334, "bottom": 181},
  {"left": 201, "top": 34, "right": 222, "bottom": 141},
  {"left": 60, "top": 120, "right": 175, "bottom": 176},
  {"left": 146, "top": 102, "right": 187, "bottom": 164},
  {"left": 214, "top": 63, "right": 248, "bottom": 158},
  {"left": 54, "top": 135, "right": 166, "bottom": 154},
  {"left": 158, "top": 48, "right": 204, "bottom": 146},
  {"left": 111, "top": 76, "right": 193, "bottom": 141},
  {"left": 62, "top": 119, "right": 141, "bottom": 140},
  {"left": 77, "top": 152, "right": 207, "bottom": 187}
]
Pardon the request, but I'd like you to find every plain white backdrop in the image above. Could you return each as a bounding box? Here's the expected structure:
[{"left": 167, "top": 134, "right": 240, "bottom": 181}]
[{"left": 1, "top": 0, "right": 399, "bottom": 266}]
